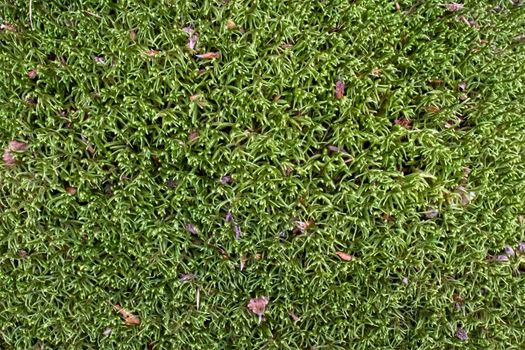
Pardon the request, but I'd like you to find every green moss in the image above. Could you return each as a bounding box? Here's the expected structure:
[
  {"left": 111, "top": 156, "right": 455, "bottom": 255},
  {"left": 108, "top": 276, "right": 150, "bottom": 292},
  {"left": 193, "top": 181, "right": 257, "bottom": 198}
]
[{"left": 1, "top": 0, "right": 525, "bottom": 348}]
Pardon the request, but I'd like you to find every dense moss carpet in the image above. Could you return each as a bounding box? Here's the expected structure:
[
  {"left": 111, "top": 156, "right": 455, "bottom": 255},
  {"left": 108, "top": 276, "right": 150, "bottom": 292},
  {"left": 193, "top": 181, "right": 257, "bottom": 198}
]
[{"left": 1, "top": 0, "right": 525, "bottom": 348}]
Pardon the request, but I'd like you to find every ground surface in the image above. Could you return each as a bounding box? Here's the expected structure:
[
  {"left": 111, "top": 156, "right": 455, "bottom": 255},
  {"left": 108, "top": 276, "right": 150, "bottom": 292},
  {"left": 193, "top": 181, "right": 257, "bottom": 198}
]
[{"left": 1, "top": 0, "right": 525, "bottom": 349}]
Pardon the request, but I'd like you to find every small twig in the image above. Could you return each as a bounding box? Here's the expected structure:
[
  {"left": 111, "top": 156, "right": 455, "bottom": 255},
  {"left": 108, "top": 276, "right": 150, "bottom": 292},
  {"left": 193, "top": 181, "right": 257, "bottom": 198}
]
[{"left": 29, "top": 0, "right": 33, "bottom": 29}]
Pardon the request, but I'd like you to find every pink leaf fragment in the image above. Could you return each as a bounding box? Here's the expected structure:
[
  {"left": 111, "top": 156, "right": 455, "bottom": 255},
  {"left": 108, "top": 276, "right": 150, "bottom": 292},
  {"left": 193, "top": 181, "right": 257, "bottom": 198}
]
[
  {"left": 335, "top": 79, "right": 345, "bottom": 99},
  {"left": 183, "top": 27, "right": 199, "bottom": 51},
  {"left": 3, "top": 150, "right": 16, "bottom": 166},
  {"left": 196, "top": 52, "right": 221, "bottom": 60},
  {"left": 9, "top": 140, "right": 28, "bottom": 151},
  {"left": 248, "top": 297, "right": 269, "bottom": 323},
  {"left": 447, "top": 3, "right": 464, "bottom": 11}
]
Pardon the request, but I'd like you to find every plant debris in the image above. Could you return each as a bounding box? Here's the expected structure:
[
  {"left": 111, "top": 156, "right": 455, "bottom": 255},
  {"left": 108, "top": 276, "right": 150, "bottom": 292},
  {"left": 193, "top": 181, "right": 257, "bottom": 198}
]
[
  {"left": 110, "top": 303, "right": 141, "bottom": 325},
  {"left": 335, "top": 251, "right": 353, "bottom": 261},
  {"left": 247, "top": 297, "right": 269, "bottom": 323}
]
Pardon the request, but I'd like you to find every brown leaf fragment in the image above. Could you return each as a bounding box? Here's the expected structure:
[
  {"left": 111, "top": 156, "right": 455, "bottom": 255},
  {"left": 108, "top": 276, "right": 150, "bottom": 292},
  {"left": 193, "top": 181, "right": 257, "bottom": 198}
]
[
  {"left": 196, "top": 52, "right": 221, "bottom": 59},
  {"left": 335, "top": 251, "right": 353, "bottom": 261},
  {"left": 394, "top": 118, "right": 412, "bottom": 129},
  {"left": 66, "top": 186, "right": 77, "bottom": 194},
  {"left": 111, "top": 303, "right": 141, "bottom": 325},
  {"left": 145, "top": 49, "right": 160, "bottom": 57},
  {"left": 335, "top": 79, "right": 345, "bottom": 99},
  {"left": 226, "top": 19, "right": 237, "bottom": 29}
]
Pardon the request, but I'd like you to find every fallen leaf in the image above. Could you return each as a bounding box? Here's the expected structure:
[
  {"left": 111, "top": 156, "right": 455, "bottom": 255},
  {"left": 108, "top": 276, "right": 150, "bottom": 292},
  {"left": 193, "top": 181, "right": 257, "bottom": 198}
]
[
  {"left": 255, "top": 253, "right": 262, "bottom": 261},
  {"left": 456, "top": 327, "right": 468, "bottom": 341},
  {"left": 240, "top": 255, "right": 247, "bottom": 271},
  {"left": 18, "top": 250, "right": 28, "bottom": 258},
  {"left": 395, "top": 2, "right": 401, "bottom": 11},
  {"left": 196, "top": 52, "right": 221, "bottom": 59},
  {"left": 185, "top": 223, "right": 198, "bottom": 235},
  {"left": 458, "top": 81, "right": 467, "bottom": 91},
  {"left": 447, "top": 3, "right": 464, "bottom": 11},
  {"left": 27, "top": 69, "right": 38, "bottom": 80},
  {"left": 3, "top": 150, "right": 16, "bottom": 166},
  {"left": 426, "top": 105, "right": 441, "bottom": 113},
  {"left": 335, "top": 251, "right": 353, "bottom": 261},
  {"left": 402, "top": 277, "right": 409, "bottom": 285},
  {"left": 102, "top": 328, "right": 112, "bottom": 336},
  {"left": 293, "top": 220, "right": 314, "bottom": 234},
  {"left": 130, "top": 30, "right": 137, "bottom": 41},
  {"left": 8, "top": 140, "right": 28, "bottom": 152},
  {"left": 428, "top": 79, "right": 444, "bottom": 86},
  {"left": 179, "top": 273, "right": 197, "bottom": 282},
  {"left": 220, "top": 175, "right": 233, "bottom": 185},
  {"left": 0, "top": 22, "right": 16, "bottom": 32},
  {"left": 505, "top": 246, "right": 515, "bottom": 257},
  {"left": 371, "top": 67, "right": 382, "bottom": 77},
  {"left": 183, "top": 27, "right": 199, "bottom": 51},
  {"left": 335, "top": 79, "right": 345, "bottom": 99},
  {"left": 145, "top": 49, "right": 160, "bottom": 57},
  {"left": 289, "top": 310, "right": 300, "bottom": 322},
  {"left": 226, "top": 19, "right": 237, "bottom": 29},
  {"left": 394, "top": 118, "right": 412, "bottom": 129},
  {"left": 66, "top": 186, "right": 77, "bottom": 194},
  {"left": 248, "top": 297, "right": 269, "bottom": 322},
  {"left": 111, "top": 303, "right": 141, "bottom": 325},
  {"left": 424, "top": 207, "right": 439, "bottom": 219},
  {"left": 513, "top": 34, "right": 525, "bottom": 43},
  {"left": 188, "top": 130, "right": 199, "bottom": 141},
  {"left": 280, "top": 43, "right": 293, "bottom": 49}
]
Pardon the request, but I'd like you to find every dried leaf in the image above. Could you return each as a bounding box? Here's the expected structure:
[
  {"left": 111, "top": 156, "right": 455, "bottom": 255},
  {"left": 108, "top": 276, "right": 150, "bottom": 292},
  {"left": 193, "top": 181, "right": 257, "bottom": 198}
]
[
  {"left": 395, "top": 2, "right": 401, "bottom": 11},
  {"left": 28, "top": 69, "right": 38, "bottom": 80},
  {"left": 102, "top": 328, "right": 112, "bottom": 336},
  {"left": 289, "top": 310, "right": 300, "bottom": 322},
  {"left": 145, "top": 49, "right": 160, "bottom": 57},
  {"left": 66, "top": 187, "right": 77, "bottom": 194},
  {"left": 111, "top": 303, "right": 141, "bottom": 325},
  {"left": 336, "top": 251, "right": 353, "bottom": 261},
  {"left": 220, "top": 175, "right": 233, "bottom": 185},
  {"left": 371, "top": 67, "right": 382, "bottom": 77},
  {"left": 196, "top": 52, "right": 221, "bottom": 59},
  {"left": 248, "top": 297, "right": 269, "bottom": 322},
  {"left": 0, "top": 22, "right": 16, "bottom": 32},
  {"left": 293, "top": 220, "right": 314, "bottom": 234},
  {"left": 183, "top": 27, "right": 199, "bottom": 51},
  {"left": 458, "top": 81, "right": 467, "bottom": 91},
  {"left": 226, "top": 19, "right": 237, "bottom": 29},
  {"left": 280, "top": 43, "right": 293, "bottom": 49},
  {"left": 402, "top": 277, "right": 409, "bottom": 285},
  {"left": 8, "top": 140, "right": 28, "bottom": 152},
  {"left": 3, "top": 150, "right": 16, "bottom": 166},
  {"left": 240, "top": 255, "right": 247, "bottom": 271},
  {"left": 447, "top": 3, "right": 464, "bottom": 11},
  {"left": 185, "top": 223, "right": 198, "bottom": 235},
  {"left": 335, "top": 79, "right": 345, "bottom": 99},
  {"left": 505, "top": 246, "right": 515, "bottom": 257},
  {"left": 456, "top": 327, "right": 468, "bottom": 341},
  {"left": 188, "top": 130, "right": 199, "bottom": 141},
  {"left": 394, "top": 118, "right": 412, "bottom": 129},
  {"left": 130, "top": 30, "right": 137, "bottom": 41},
  {"left": 426, "top": 105, "right": 441, "bottom": 113}
]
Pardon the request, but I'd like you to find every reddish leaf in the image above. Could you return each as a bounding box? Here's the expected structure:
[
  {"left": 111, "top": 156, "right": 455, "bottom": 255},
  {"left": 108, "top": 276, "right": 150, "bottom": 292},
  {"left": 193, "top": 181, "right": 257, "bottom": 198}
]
[
  {"left": 130, "top": 30, "right": 137, "bottom": 41},
  {"left": 27, "top": 69, "right": 38, "bottom": 80},
  {"left": 196, "top": 52, "right": 221, "bottom": 59},
  {"left": 447, "top": 3, "right": 464, "bottom": 11},
  {"left": 335, "top": 79, "right": 345, "bottom": 99},
  {"left": 66, "top": 187, "right": 77, "bottom": 194},
  {"left": 335, "top": 251, "right": 353, "bottom": 261},
  {"left": 394, "top": 118, "right": 412, "bottom": 129},
  {"left": 248, "top": 297, "right": 269, "bottom": 322},
  {"left": 3, "top": 150, "right": 16, "bottom": 166},
  {"left": 8, "top": 140, "right": 28, "bottom": 151},
  {"left": 183, "top": 27, "right": 199, "bottom": 51},
  {"left": 111, "top": 303, "right": 141, "bottom": 325}
]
